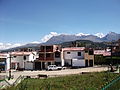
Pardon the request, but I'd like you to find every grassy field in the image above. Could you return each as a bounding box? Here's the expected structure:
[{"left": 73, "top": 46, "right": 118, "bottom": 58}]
[{"left": 6, "top": 72, "right": 119, "bottom": 90}]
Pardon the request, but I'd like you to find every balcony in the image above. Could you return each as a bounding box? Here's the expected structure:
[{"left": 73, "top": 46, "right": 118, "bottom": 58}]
[
  {"left": 46, "top": 57, "right": 54, "bottom": 61},
  {"left": 38, "top": 57, "right": 45, "bottom": 60},
  {"left": 39, "top": 46, "right": 53, "bottom": 52},
  {"left": 46, "top": 46, "right": 53, "bottom": 52}
]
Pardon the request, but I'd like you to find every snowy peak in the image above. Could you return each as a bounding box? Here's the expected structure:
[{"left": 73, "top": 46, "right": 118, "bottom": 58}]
[
  {"left": 94, "top": 33, "right": 105, "bottom": 38},
  {"left": 75, "top": 33, "right": 90, "bottom": 36}
]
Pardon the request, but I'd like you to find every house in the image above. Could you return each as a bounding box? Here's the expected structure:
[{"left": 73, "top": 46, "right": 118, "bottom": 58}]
[
  {"left": 110, "top": 39, "right": 120, "bottom": 56},
  {"left": 11, "top": 52, "right": 37, "bottom": 70},
  {"left": 35, "top": 45, "right": 61, "bottom": 70},
  {"left": 94, "top": 50, "right": 111, "bottom": 56},
  {"left": 61, "top": 47, "right": 94, "bottom": 67},
  {"left": 94, "top": 50, "right": 111, "bottom": 65},
  {"left": 0, "top": 53, "right": 10, "bottom": 71}
]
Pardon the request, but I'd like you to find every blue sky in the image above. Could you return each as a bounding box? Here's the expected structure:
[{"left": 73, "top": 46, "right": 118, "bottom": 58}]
[{"left": 0, "top": 0, "right": 120, "bottom": 44}]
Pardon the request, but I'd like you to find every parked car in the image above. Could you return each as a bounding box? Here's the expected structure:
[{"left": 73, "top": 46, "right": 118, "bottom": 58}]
[{"left": 47, "top": 65, "right": 66, "bottom": 71}]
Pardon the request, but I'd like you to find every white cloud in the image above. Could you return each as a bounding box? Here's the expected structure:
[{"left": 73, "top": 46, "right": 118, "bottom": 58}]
[
  {"left": 41, "top": 32, "right": 59, "bottom": 42},
  {"left": 30, "top": 41, "right": 40, "bottom": 44},
  {"left": 0, "top": 43, "right": 23, "bottom": 50},
  {"left": 76, "top": 33, "right": 90, "bottom": 36},
  {"left": 0, "top": 43, "right": 3, "bottom": 46},
  {"left": 94, "top": 33, "right": 105, "bottom": 38},
  {"left": 6, "top": 43, "right": 12, "bottom": 46},
  {"left": 13, "top": 43, "right": 21, "bottom": 47}
]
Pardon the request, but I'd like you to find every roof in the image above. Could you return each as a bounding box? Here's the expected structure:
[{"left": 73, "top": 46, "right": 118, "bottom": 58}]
[
  {"left": 11, "top": 52, "right": 32, "bottom": 56},
  {"left": 0, "top": 53, "right": 9, "bottom": 58},
  {"left": 62, "top": 47, "right": 85, "bottom": 51},
  {"left": 94, "top": 50, "right": 111, "bottom": 56}
]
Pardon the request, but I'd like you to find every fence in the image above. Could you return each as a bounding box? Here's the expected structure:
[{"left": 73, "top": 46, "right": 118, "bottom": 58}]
[
  {"left": 102, "top": 75, "right": 120, "bottom": 90},
  {"left": 0, "top": 75, "right": 25, "bottom": 89}
]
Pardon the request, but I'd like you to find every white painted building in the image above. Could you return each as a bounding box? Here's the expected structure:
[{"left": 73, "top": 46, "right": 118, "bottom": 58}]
[
  {"left": 61, "top": 47, "right": 85, "bottom": 67},
  {"left": 0, "top": 53, "right": 10, "bottom": 71},
  {"left": 11, "top": 52, "right": 37, "bottom": 70}
]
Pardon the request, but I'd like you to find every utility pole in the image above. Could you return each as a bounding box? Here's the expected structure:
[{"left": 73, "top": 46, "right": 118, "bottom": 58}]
[
  {"left": 8, "top": 53, "right": 12, "bottom": 80},
  {"left": 110, "top": 45, "right": 113, "bottom": 65}
]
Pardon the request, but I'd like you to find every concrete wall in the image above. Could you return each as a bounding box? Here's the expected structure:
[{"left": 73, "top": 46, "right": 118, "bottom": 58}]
[
  {"left": 63, "top": 51, "right": 84, "bottom": 60},
  {"left": 25, "top": 62, "right": 33, "bottom": 70},
  {"left": 72, "top": 59, "right": 85, "bottom": 67},
  {"left": 11, "top": 55, "right": 26, "bottom": 69}
]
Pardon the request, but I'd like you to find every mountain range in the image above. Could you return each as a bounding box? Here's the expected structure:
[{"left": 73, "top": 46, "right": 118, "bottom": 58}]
[
  {"left": 0, "top": 32, "right": 120, "bottom": 51},
  {"left": 45, "top": 32, "right": 120, "bottom": 45}
]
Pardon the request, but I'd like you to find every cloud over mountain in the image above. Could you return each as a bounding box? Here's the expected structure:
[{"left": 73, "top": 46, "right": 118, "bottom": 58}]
[
  {"left": 41, "top": 32, "right": 59, "bottom": 42},
  {"left": 0, "top": 43, "right": 23, "bottom": 50}
]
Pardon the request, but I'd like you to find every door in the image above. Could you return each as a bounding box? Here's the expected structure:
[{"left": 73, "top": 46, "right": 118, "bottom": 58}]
[
  {"left": 35, "top": 62, "right": 41, "bottom": 70},
  {"left": 89, "top": 60, "right": 93, "bottom": 67},
  {"left": 85, "top": 60, "right": 88, "bottom": 67},
  {"left": 42, "top": 62, "right": 45, "bottom": 69}
]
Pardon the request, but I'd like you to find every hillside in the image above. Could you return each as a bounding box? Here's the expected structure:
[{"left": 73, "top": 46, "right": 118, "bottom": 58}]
[{"left": 60, "top": 40, "right": 107, "bottom": 49}]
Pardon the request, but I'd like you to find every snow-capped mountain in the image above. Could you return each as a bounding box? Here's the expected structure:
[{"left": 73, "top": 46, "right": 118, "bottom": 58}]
[
  {"left": 94, "top": 33, "right": 105, "bottom": 38},
  {"left": 45, "top": 32, "right": 120, "bottom": 44},
  {"left": 102, "top": 32, "right": 120, "bottom": 41},
  {"left": 75, "top": 33, "right": 90, "bottom": 36}
]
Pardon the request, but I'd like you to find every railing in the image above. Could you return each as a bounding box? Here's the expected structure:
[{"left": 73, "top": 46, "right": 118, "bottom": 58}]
[
  {"left": 4, "top": 79, "right": 11, "bottom": 86},
  {"left": 101, "top": 75, "right": 120, "bottom": 90},
  {"left": 13, "top": 75, "right": 25, "bottom": 86},
  {"left": 0, "top": 79, "right": 11, "bottom": 89}
]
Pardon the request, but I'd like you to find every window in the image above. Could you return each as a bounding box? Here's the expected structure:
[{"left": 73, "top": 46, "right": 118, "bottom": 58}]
[
  {"left": 46, "top": 46, "right": 53, "bottom": 52},
  {"left": 40, "top": 46, "right": 45, "bottom": 51},
  {"left": 23, "top": 56, "right": 26, "bottom": 60},
  {"left": 46, "top": 46, "right": 52, "bottom": 50},
  {"left": 78, "top": 52, "right": 81, "bottom": 56},
  {"left": 89, "top": 50, "right": 93, "bottom": 55},
  {"left": 67, "top": 52, "right": 70, "bottom": 54},
  {"left": 39, "top": 54, "right": 44, "bottom": 58},
  {"left": 85, "top": 50, "right": 88, "bottom": 53},
  {"left": 46, "top": 53, "right": 51, "bottom": 58},
  {"left": 14, "top": 56, "right": 16, "bottom": 58},
  {"left": 48, "top": 62, "right": 51, "bottom": 65}
]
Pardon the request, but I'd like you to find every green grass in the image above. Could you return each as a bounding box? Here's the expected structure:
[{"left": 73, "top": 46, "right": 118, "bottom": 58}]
[{"left": 6, "top": 72, "right": 119, "bottom": 90}]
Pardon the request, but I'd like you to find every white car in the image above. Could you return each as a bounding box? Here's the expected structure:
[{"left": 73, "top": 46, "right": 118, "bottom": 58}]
[{"left": 47, "top": 65, "right": 63, "bottom": 71}]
